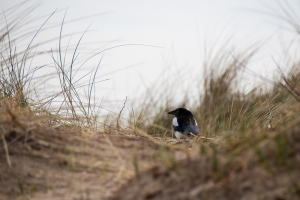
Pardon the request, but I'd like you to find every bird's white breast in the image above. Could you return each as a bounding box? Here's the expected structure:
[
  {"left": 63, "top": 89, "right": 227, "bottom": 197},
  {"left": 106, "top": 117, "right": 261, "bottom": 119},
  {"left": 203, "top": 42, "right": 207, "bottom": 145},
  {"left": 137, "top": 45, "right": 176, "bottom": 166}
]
[
  {"left": 175, "top": 131, "right": 183, "bottom": 139},
  {"left": 172, "top": 117, "right": 178, "bottom": 126}
]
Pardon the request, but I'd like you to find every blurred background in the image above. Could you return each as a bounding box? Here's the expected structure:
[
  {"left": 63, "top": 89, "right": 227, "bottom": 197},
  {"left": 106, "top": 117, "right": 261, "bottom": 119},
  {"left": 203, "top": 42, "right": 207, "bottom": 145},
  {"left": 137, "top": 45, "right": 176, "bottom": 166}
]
[{"left": 1, "top": 0, "right": 299, "bottom": 132}]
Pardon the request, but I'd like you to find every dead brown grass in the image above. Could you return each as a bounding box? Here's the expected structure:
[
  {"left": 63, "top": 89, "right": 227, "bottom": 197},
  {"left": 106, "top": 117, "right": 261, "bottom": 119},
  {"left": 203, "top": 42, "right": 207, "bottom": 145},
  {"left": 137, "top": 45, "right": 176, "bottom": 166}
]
[
  {"left": 0, "top": 104, "right": 191, "bottom": 200},
  {"left": 109, "top": 117, "right": 300, "bottom": 200}
]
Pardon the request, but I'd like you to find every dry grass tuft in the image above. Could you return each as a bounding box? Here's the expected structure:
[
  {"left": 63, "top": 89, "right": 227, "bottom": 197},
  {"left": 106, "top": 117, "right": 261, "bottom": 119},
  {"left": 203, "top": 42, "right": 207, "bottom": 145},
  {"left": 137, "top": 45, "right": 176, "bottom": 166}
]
[{"left": 110, "top": 117, "right": 300, "bottom": 200}]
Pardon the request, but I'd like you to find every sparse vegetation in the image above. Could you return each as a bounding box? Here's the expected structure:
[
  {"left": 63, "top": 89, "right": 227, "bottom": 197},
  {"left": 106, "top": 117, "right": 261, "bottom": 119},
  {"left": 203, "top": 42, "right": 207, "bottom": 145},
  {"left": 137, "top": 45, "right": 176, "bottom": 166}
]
[{"left": 1, "top": 1, "right": 300, "bottom": 200}]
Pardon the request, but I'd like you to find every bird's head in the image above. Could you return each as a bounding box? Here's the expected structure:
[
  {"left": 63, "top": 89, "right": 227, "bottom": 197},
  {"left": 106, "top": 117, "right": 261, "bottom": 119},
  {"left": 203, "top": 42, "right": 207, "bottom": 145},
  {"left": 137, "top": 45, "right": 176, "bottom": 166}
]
[{"left": 167, "top": 108, "right": 193, "bottom": 117}]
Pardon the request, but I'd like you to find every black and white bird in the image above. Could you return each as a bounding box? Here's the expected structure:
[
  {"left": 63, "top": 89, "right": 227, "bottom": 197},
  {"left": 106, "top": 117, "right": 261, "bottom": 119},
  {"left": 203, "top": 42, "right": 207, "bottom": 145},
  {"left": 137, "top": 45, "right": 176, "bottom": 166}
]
[{"left": 168, "top": 108, "right": 199, "bottom": 140}]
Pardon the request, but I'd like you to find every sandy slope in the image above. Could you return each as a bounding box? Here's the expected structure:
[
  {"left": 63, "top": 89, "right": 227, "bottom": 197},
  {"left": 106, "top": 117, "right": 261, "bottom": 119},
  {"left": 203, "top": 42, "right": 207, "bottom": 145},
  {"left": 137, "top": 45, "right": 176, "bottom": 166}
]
[
  {"left": 0, "top": 116, "right": 189, "bottom": 200},
  {"left": 1, "top": 110, "right": 300, "bottom": 200}
]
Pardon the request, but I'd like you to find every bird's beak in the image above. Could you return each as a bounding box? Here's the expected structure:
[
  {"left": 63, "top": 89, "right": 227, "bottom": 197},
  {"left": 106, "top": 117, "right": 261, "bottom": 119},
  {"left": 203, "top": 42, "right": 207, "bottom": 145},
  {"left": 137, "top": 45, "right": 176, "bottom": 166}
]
[{"left": 168, "top": 110, "right": 177, "bottom": 115}]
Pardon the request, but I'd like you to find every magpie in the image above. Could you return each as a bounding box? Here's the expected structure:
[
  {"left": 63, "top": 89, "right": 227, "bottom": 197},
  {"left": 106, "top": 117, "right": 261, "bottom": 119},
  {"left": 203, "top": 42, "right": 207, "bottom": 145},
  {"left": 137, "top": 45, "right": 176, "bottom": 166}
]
[{"left": 168, "top": 108, "right": 199, "bottom": 140}]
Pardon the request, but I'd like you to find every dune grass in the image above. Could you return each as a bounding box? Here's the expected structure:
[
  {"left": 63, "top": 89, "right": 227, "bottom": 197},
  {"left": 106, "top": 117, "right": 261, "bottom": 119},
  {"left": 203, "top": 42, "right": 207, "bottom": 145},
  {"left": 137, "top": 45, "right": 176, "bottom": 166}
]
[{"left": 1, "top": 1, "right": 300, "bottom": 199}]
